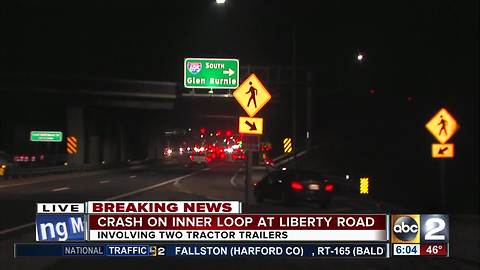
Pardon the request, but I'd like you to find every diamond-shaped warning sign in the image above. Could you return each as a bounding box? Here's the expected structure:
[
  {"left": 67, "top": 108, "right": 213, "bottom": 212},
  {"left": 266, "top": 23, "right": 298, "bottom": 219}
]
[
  {"left": 233, "top": 73, "right": 271, "bottom": 117},
  {"left": 425, "top": 108, "right": 459, "bottom": 144}
]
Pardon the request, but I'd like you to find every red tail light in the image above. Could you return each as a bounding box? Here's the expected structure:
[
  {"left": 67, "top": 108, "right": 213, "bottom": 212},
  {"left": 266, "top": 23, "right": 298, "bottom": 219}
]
[
  {"left": 290, "top": 181, "right": 304, "bottom": 190},
  {"left": 189, "top": 155, "right": 194, "bottom": 161},
  {"left": 324, "top": 184, "right": 334, "bottom": 192}
]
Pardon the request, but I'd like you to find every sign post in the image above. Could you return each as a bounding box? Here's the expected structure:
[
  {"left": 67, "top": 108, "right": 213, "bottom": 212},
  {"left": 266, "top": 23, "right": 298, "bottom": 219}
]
[
  {"left": 425, "top": 108, "right": 459, "bottom": 210},
  {"left": 233, "top": 73, "right": 271, "bottom": 205},
  {"left": 245, "top": 149, "right": 252, "bottom": 206},
  {"left": 184, "top": 58, "right": 239, "bottom": 89}
]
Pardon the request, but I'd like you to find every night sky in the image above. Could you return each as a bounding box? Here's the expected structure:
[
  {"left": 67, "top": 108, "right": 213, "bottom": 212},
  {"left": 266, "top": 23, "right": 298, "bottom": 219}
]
[{"left": 1, "top": 0, "right": 478, "bottom": 95}]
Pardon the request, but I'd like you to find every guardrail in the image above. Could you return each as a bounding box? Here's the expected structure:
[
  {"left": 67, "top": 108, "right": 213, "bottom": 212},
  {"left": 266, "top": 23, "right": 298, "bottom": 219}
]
[
  {"left": 0, "top": 160, "right": 149, "bottom": 180},
  {"left": 271, "top": 149, "right": 309, "bottom": 167}
]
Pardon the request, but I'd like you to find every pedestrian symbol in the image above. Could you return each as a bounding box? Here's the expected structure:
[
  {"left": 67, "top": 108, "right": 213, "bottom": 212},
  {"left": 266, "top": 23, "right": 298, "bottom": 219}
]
[
  {"left": 233, "top": 73, "right": 271, "bottom": 117},
  {"left": 425, "top": 108, "right": 459, "bottom": 144},
  {"left": 246, "top": 82, "right": 258, "bottom": 108},
  {"left": 438, "top": 115, "right": 448, "bottom": 136}
]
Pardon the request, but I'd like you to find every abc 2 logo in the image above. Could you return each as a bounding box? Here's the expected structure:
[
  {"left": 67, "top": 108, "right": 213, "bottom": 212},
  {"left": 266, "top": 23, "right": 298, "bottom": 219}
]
[{"left": 391, "top": 215, "right": 449, "bottom": 244}]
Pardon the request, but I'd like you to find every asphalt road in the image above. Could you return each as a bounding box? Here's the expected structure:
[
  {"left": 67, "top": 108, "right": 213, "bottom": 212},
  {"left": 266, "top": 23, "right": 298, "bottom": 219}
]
[{"left": 0, "top": 161, "right": 478, "bottom": 270}]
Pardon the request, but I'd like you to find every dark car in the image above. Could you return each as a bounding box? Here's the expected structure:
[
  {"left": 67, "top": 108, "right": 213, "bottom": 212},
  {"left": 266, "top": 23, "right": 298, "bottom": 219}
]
[{"left": 254, "top": 169, "right": 334, "bottom": 207}]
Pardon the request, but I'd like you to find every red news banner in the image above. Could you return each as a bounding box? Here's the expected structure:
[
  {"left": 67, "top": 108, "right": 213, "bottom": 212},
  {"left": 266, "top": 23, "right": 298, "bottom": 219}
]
[{"left": 87, "top": 201, "right": 387, "bottom": 242}]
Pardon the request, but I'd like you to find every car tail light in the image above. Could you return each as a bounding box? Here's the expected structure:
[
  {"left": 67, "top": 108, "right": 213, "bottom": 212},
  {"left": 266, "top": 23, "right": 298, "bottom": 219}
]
[
  {"left": 189, "top": 155, "right": 194, "bottom": 161},
  {"left": 324, "top": 184, "right": 334, "bottom": 192},
  {"left": 290, "top": 181, "right": 304, "bottom": 190}
]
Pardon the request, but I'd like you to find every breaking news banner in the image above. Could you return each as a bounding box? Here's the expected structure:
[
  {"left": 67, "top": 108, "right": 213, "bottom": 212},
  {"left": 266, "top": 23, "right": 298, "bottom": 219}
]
[
  {"left": 15, "top": 243, "right": 389, "bottom": 258},
  {"left": 391, "top": 214, "right": 449, "bottom": 257}
]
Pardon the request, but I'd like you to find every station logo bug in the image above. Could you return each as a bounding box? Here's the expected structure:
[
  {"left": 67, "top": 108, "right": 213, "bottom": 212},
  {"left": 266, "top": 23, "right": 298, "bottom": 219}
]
[{"left": 391, "top": 215, "right": 449, "bottom": 244}]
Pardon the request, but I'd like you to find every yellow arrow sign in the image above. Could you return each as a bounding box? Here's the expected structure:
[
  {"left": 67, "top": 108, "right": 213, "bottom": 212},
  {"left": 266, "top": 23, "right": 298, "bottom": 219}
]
[
  {"left": 432, "top": 143, "right": 454, "bottom": 158},
  {"left": 238, "top": 117, "right": 263, "bottom": 135},
  {"left": 425, "top": 108, "right": 459, "bottom": 144},
  {"left": 233, "top": 73, "right": 271, "bottom": 117}
]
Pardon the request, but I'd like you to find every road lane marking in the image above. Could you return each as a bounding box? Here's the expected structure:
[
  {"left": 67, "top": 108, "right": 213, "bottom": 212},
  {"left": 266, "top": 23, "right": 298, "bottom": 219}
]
[
  {"left": 174, "top": 167, "right": 211, "bottom": 189},
  {"left": 173, "top": 178, "right": 183, "bottom": 188},
  {"left": 106, "top": 169, "right": 209, "bottom": 201},
  {"left": 129, "top": 175, "right": 137, "bottom": 179},
  {"left": 51, "top": 187, "right": 70, "bottom": 192},
  {"left": 229, "top": 168, "right": 242, "bottom": 187},
  {"left": 0, "top": 222, "right": 36, "bottom": 235},
  {"left": 0, "top": 168, "right": 211, "bottom": 235},
  {"left": 99, "top": 180, "right": 110, "bottom": 184}
]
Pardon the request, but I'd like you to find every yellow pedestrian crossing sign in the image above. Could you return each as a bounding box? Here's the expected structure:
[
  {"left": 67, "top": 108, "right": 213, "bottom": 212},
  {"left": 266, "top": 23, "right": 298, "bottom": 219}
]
[
  {"left": 233, "top": 73, "right": 271, "bottom": 117},
  {"left": 425, "top": 108, "right": 459, "bottom": 144}
]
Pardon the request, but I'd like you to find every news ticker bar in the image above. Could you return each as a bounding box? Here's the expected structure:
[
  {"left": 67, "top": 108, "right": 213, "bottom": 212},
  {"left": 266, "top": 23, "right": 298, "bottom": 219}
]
[{"left": 15, "top": 243, "right": 390, "bottom": 258}]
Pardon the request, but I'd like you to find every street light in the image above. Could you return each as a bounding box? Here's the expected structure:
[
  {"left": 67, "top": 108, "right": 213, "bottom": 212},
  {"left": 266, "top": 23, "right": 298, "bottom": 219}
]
[{"left": 357, "top": 53, "right": 364, "bottom": 62}]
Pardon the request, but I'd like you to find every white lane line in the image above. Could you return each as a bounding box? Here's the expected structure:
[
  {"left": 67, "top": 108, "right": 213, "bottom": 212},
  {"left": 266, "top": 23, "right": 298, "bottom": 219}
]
[
  {"left": 229, "top": 168, "right": 242, "bottom": 187},
  {"left": 106, "top": 169, "right": 209, "bottom": 201},
  {"left": 129, "top": 175, "right": 137, "bottom": 179},
  {"left": 174, "top": 167, "right": 210, "bottom": 189},
  {"left": 0, "top": 222, "right": 36, "bottom": 235},
  {"left": 51, "top": 187, "right": 70, "bottom": 192},
  {"left": 99, "top": 180, "right": 110, "bottom": 184},
  {"left": 0, "top": 170, "right": 208, "bottom": 236},
  {"left": 173, "top": 178, "right": 182, "bottom": 188}
]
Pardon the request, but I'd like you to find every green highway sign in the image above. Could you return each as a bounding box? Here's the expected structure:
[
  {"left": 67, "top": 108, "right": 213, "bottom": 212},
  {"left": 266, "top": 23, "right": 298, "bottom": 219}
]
[
  {"left": 30, "top": 131, "right": 63, "bottom": 142},
  {"left": 184, "top": 58, "right": 239, "bottom": 89}
]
